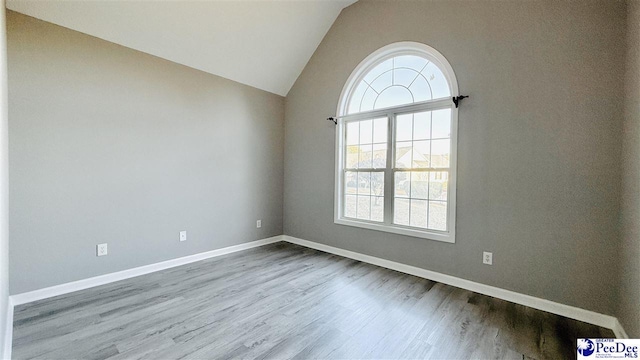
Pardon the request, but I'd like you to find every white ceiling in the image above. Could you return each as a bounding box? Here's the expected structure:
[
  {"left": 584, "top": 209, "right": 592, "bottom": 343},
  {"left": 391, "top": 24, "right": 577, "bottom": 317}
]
[{"left": 6, "top": 0, "right": 356, "bottom": 96}]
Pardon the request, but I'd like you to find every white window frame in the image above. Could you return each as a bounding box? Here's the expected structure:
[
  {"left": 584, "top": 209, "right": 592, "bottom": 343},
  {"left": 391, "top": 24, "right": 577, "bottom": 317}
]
[{"left": 334, "top": 42, "right": 459, "bottom": 243}]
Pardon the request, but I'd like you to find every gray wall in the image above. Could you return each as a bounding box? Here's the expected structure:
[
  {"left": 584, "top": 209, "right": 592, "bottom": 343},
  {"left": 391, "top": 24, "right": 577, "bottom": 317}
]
[
  {"left": 0, "top": 0, "right": 9, "bottom": 356},
  {"left": 8, "top": 11, "right": 284, "bottom": 294},
  {"left": 618, "top": 0, "right": 640, "bottom": 338},
  {"left": 284, "top": 0, "right": 626, "bottom": 315}
]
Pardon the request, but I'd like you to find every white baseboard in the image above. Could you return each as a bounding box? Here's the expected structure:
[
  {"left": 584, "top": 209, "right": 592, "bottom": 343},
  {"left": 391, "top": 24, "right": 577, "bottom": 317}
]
[
  {"left": 282, "top": 235, "right": 626, "bottom": 338},
  {"left": 10, "top": 236, "right": 283, "bottom": 306},
  {"left": 2, "top": 297, "right": 13, "bottom": 360},
  {"left": 3, "top": 233, "right": 628, "bottom": 360}
]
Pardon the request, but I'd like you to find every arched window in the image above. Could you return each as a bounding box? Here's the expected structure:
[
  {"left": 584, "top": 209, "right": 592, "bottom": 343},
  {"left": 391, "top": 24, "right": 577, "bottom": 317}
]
[{"left": 334, "top": 42, "right": 459, "bottom": 243}]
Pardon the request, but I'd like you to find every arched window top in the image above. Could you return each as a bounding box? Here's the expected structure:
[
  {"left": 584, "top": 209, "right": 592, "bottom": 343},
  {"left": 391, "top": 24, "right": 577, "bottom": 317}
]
[{"left": 340, "top": 42, "right": 458, "bottom": 116}]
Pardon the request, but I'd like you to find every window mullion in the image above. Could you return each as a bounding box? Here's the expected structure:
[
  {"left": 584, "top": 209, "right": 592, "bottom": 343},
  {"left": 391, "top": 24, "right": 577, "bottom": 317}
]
[
  {"left": 341, "top": 122, "right": 348, "bottom": 218},
  {"left": 383, "top": 112, "right": 394, "bottom": 226}
]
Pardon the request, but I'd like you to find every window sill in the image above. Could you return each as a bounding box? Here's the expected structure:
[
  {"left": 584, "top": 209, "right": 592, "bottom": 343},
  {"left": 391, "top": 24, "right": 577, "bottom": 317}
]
[{"left": 334, "top": 217, "right": 455, "bottom": 243}]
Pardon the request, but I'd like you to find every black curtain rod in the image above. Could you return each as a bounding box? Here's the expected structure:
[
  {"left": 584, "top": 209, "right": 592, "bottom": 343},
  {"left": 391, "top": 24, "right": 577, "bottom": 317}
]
[{"left": 327, "top": 95, "right": 468, "bottom": 125}]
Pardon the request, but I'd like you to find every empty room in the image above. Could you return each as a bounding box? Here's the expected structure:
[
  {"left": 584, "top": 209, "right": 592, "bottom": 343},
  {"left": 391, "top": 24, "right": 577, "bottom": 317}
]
[{"left": 0, "top": 0, "right": 638, "bottom": 359}]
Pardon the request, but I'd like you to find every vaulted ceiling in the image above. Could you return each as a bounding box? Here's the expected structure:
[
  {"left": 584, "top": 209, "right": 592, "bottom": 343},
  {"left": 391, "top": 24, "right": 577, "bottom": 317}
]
[{"left": 6, "top": 0, "right": 357, "bottom": 96}]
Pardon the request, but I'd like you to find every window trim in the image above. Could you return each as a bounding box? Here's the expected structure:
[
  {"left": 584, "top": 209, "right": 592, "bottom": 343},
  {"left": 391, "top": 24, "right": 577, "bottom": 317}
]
[{"left": 334, "top": 42, "right": 459, "bottom": 243}]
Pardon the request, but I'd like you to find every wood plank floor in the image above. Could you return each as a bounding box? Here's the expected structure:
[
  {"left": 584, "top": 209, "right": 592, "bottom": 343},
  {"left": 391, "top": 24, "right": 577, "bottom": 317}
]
[{"left": 12, "top": 242, "right": 614, "bottom": 359}]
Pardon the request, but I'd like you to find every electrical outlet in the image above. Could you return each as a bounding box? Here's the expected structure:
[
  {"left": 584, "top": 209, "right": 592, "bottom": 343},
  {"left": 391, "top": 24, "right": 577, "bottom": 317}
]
[
  {"left": 256, "top": 220, "right": 262, "bottom": 228},
  {"left": 179, "top": 231, "right": 187, "bottom": 242},
  {"left": 483, "top": 251, "right": 493, "bottom": 265},
  {"left": 96, "top": 243, "right": 108, "bottom": 257}
]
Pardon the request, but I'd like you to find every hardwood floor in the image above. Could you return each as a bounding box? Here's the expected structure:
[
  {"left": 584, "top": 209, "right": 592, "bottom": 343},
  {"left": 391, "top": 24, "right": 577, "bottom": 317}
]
[{"left": 12, "top": 242, "right": 613, "bottom": 359}]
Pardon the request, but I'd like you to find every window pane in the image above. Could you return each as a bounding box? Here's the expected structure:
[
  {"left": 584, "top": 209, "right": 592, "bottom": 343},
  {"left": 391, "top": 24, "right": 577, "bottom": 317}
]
[
  {"left": 392, "top": 169, "right": 449, "bottom": 231},
  {"left": 359, "top": 120, "right": 373, "bottom": 144},
  {"left": 394, "top": 171, "right": 410, "bottom": 197},
  {"left": 345, "top": 170, "right": 387, "bottom": 223},
  {"left": 345, "top": 171, "right": 358, "bottom": 194},
  {"left": 393, "top": 68, "right": 419, "bottom": 87},
  {"left": 346, "top": 121, "right": 359, "bottom": 145},
  {"left": 431, "top": 139, "right": 450, "bottom": 168},
  {"left": 347, "top": 82, "right": 368, "bottom": 115},
  {"left": 395, "top": 141, "right": 412, "bottom": 168},
  {"left": 364, "top": 58, "right": 393, "bottom": 83},
  {"left": 396, "top": 114, "right": 413, "bottom": 141},
  {"left": 410, "top": 199, "right": 427, "bottom": 228},
  {"left": 347, "top": 118, "right": 389, "bottom": 171},
  {"left": 394, "top": 198, "right": 410, "bottom": 225},
  {"left": 409, "top": 75, "right": 432, "bottom": 102},
  {"left": 346, "top": 146, "right": 359, "bottom": 169},
  {"left": 428, "top": 172, "right": 448, "bottom": 200},
  {"left": 375, "top": 86, "right": 414, "bottom": 109},
  {"left": 371, "top": 196, "right": 384, "bottom": 222},
  {"left": 373, "top": 117, "right": 388, "bottom": 143},
  {"left": 371, "top": 172, "right": 384, "bottom": 197},
  {"left": 410, "top": 172, "right": 429, "bottom": 199},
  {"left": 423, "top": 62, "right": 451, "bottom": 99},
  {"left": 360, "top": 87, "right": 377, "bottom": 112},
  {"left": 413, "top": 111, "right": 431, "bottom": 140},
  {"left": 372, "top": 144, "right": 387, "bottom": 168},
  {"left": 344, "top": 195, "right": 357, "bottom": 218},
  {"left": 428, "top": 201, "right": 447, "bottom": 231},
  {"left": 431, "top": 109, "right": 451, "bottom": 139},
  {"left": 396, "top": 111, "right": 452, "bottom": 170},
  {"left": 370, "top": 70, "right": 393, "bottom": 93},
  {"left": 394, "top": 55, "right": 428, "bottom": 72},
  {"left": 357, "top": 195, "right": 371, "bottom": 220},
  {"left": 389, "top": 107, "right": 452, "bottom": 232},
  {"left": 359, "top": 144, "right": 373, "bottom": 168},
  {"left": 357, "top": 172, "right": 370, "bottom": 195},
  {"left": 412, "top": 140, "right": 431, "bottom": 168}
]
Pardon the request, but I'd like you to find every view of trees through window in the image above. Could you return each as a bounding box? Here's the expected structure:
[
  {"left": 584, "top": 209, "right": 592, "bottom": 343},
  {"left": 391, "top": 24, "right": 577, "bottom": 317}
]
[
  {"left": 392, "top": 109, "right": 450, "bottom": 231},
  {"left": 344, "top": 117, "right": 387, "bottom": 222}
]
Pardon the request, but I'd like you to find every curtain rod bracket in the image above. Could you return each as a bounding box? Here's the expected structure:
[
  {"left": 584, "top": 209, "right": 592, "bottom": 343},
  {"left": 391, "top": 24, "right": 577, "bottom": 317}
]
[
  {"left": 327, "top": 117, "right": 337, "bottom": 125},
  {"left": 452, "top": 95, "right": 469, "bottom": 108}
]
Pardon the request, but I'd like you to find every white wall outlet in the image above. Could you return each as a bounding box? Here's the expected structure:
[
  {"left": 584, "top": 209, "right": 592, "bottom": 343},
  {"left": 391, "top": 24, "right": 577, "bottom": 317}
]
[
  {"left": 96, "top": 243, "right": 108, "bottom": 257},
  {"left": 483, "top": 251, "right": 493, "bottom": 265},
  {"left": 256, "top": 220, "right": 262, "bottom": 228},
  {"left": 179, "top": 231, "right": 187, "bottom": 242}
]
